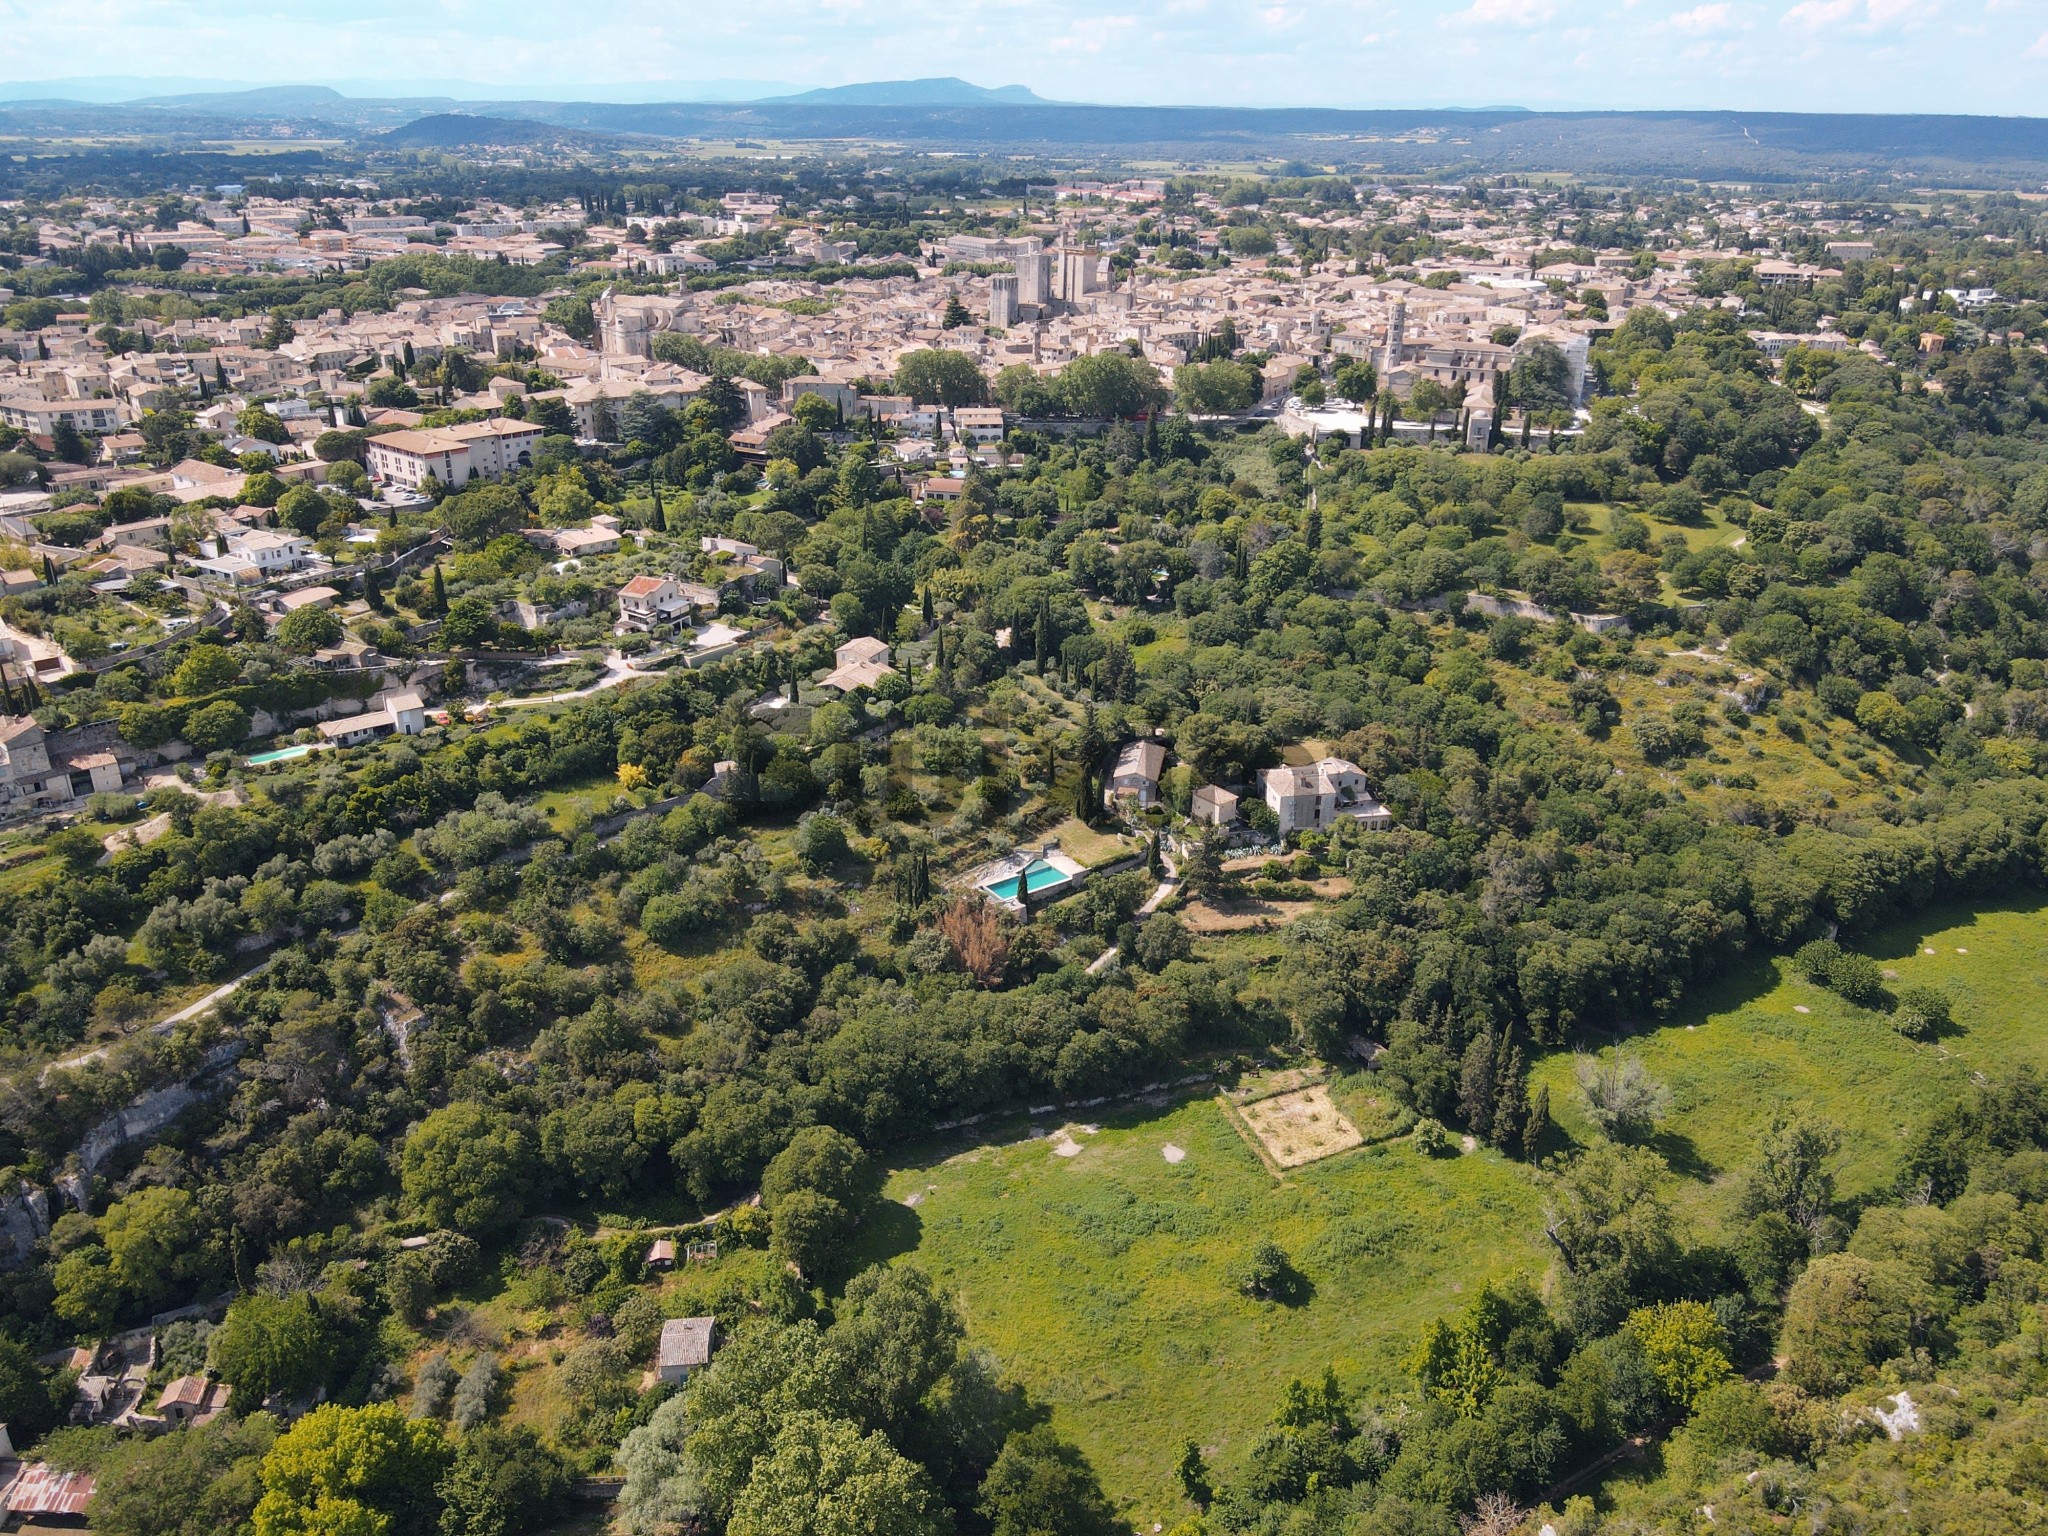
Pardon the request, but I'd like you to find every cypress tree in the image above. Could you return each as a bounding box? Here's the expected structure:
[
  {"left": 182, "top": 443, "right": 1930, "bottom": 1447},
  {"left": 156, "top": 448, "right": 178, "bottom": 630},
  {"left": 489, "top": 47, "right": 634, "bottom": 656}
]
[
  {"left": 1521, "top": 1084, "right": 1549, "bottom": 1163},
  {"left": 430, "top": 563, "right": 447, "bottom": 615}
]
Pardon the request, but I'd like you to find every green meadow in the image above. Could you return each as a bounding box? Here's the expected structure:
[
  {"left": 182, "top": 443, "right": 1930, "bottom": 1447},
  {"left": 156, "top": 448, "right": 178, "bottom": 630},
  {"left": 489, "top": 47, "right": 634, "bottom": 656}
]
[{"left": 867, "top": 896, "right": 2048, "bottom": 1524}]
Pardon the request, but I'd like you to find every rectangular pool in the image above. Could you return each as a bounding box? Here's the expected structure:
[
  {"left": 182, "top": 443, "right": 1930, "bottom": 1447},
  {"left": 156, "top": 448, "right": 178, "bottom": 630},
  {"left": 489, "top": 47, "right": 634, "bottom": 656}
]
[
  {"left": 247, "top": 744, "right": 321, "bottom": 766},
  {"left": 984, "top": 861, "right": 1076, "bottom": 901}
]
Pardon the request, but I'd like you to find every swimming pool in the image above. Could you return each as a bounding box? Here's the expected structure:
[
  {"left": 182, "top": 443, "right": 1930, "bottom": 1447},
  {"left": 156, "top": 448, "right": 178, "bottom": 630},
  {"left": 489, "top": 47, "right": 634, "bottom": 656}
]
[
  {"left": 984, "top": 860, "right": 1075, "bottom": 901},
  {"left": 247, "top": 744, "right": 321, "bottom": 766}
]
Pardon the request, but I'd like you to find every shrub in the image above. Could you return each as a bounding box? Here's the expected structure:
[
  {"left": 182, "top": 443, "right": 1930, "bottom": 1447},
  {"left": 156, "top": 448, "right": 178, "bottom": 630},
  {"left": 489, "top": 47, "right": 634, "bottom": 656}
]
[
  {"left": 1893, "top": 984, "right": 1952, "bottom": 1040},
  {"left": 1792, "top": 939, "right": 1841, "bottom": 983},
  {"left": 1235, "top": 1241, "right": 1294, "bottom": 1302},
  {"left": 450, "top": 1354, "right": 502, "bottom": 1430},
  {"left": 411, "top": 1353, "right": 456, "bottom": 1418},
  {"left": 1824, "top": 951, "right": 1887, "bottom": 1009},
  {"left": 1574, "top": 1050, "right": 1669, "bottom": 1143},
  {"left": 1412, "top": 1118, "right": 1449, "bottom": 1156}
]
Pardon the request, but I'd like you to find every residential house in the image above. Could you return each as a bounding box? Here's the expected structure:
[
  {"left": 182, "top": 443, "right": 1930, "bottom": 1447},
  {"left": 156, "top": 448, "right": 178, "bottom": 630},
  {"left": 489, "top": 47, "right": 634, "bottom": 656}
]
[
  {"left": 314, "top": 691, "right": 427, "bottom": 748},
  {"left": 167, "top": 458, "right": 246, "bottom": 500},
  {"left": 820, "top": 636, "right": 895, "bottom": 693},
  {"left": 655, "top": 1317, "right": 716, "bottom": 1385},
  {"left": 779, "top": 376, "right": 864, "bottom": 415},
  {"left": 615, "top": 575, "right": 693, "bottom": 633},
  {"left": 1190, "top": 783, "right": 1239, "bottom": 826},
  {"left": 154, "top": 1375, "right": 230, "bottom": 1427},
  {"left": 189, "top": 527, "right": 313, "bottom": 585},
  {"left": 537, "top": 525, "right": 622, "bottom": 559},
  {"left": 269, "top": 585, "right": 339, "bottom": 620},
  {"left": 64, "top": 751, "right": 124, "bottom": 796},
  {"left": 1257, "top": 757, "right": 1393, "bottom": 835},
  {"left": 915, "top": 476, "right": 966, "bottom": 510},
  {"left": 1107, "top": 740, "right": 1166, "bottom": 809},
  {"left": 0, "top": 717, "right": 72, "bottom": 809}
]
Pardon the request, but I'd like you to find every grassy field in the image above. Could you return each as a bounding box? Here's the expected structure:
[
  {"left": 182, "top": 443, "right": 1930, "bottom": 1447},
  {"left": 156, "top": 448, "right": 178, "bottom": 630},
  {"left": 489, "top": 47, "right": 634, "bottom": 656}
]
[
  {"left": 861, "top": 1085, "right": 1550, "bottom": 1526},
  {"left": 1533, "top": 894, "right": 2048, "bottom": 1217},
  {"left": 865, "top": 895, "right": 2048, "bottom": 1525},
  {"left": 1050, "top": 816, "right": 1135, "bottom": 868}
]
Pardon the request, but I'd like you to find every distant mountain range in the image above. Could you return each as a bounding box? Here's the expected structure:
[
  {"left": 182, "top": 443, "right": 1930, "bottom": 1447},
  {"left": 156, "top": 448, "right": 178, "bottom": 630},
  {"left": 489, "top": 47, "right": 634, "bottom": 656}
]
[
  {"left": 3, "top": 78, "right": 2048, "bottom": 185},
  {"left": 763, "top": 78, "right": 1051, "bottom": 107},
  {"left": 0, "top": 75, "right": 1022, "bottom": 108}
]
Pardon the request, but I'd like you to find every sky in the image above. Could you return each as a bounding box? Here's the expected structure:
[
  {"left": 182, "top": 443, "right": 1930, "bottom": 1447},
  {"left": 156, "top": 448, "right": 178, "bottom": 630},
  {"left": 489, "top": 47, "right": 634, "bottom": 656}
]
[{"left": 1, "top": 0, "right": 2046, "bottom": 117}]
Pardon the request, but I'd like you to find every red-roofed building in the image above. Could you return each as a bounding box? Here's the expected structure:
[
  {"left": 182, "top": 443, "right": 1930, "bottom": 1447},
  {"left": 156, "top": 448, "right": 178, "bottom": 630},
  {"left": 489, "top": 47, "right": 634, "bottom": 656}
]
[
  {"left": 2, "top": 1463, "right": 95, "bottom": 1525},
  {"left": 615, "top": 575, "right": 693, "bottom": 633}
]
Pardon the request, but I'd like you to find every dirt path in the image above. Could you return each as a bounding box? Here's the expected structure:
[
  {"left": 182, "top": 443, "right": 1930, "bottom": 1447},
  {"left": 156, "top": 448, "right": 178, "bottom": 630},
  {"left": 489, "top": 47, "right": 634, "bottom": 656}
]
[
  {"left": 1085, "top": 856, "right": 1178, "bottom": 974},
  {"left": 42, "top": 954, "right": 280, "bottom": 1080}
]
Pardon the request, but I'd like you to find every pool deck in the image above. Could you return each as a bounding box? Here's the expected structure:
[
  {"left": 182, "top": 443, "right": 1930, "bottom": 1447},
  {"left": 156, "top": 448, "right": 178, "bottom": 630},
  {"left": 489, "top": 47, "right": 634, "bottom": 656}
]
[{"left": 960, "top": 844, "right": 1088, "bottom": 911}]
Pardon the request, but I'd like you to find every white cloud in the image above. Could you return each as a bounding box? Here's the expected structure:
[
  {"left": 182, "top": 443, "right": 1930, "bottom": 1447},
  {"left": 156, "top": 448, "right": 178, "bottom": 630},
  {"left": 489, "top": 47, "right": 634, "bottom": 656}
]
[
  {"left": 2028, "top": 26, "right": 2048, "bottom": 52},
  {"left": 1782, "top": 0, "right": 1939, "bottom": 27},
  {"left": 1668, "top": 2, "right": 1739, "bottom": 32},
  {"left": 1782, "top": 0, "right": 1854, "bottom": 27},
  {"left": 1446, "top": 0, "right": 1557, "bottom": 27},
  {"left": 1049, "top": 13, "right": 1138, "bottom": 52}
]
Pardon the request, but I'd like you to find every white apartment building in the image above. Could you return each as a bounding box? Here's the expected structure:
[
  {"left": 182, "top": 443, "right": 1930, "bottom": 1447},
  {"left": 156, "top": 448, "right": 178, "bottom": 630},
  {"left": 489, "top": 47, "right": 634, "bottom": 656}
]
[
  {"left": 943, "top": 234, "right": 1042, "bottom": 263},
  {"left": 364, "top": 419, "right": 543, "bottom": 489},
  {"left": 0, "top": 397, "right": 126, "bottom": 435},
  {"left": 952, "top": 407, "right": 1007, "bottom": 444}
]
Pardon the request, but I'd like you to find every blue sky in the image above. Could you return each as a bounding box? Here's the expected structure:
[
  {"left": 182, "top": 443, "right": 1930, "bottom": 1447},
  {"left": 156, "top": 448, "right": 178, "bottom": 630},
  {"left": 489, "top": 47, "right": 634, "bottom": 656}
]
[{"left": 2, "top": 0, "right": 2045, "bottom": 115}]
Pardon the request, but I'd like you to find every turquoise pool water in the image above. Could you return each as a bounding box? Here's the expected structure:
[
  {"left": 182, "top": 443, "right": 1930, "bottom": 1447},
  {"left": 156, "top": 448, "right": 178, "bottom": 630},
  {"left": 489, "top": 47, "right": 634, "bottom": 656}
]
[
  {"left": 984, "top": 861, "right": 1073, "bottom": 901},
  {"left": 248, "top": 744, "right": 318, "bottom": 765}
]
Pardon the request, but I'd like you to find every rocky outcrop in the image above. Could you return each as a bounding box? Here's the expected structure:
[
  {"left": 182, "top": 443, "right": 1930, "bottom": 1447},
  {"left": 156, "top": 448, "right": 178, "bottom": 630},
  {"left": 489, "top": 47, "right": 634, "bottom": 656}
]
[
  {"left": 73, "top": 1040, "right": 247, "bottom": 1180},
  {"left": 0, "top": 1182, "right": 50, "bottom": 1270}
]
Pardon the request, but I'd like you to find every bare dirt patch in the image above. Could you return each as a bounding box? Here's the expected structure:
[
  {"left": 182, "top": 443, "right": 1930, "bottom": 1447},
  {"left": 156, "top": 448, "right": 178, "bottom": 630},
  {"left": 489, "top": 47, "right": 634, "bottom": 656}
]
[
  {"left": 1233, "top": 1086, "right": 1364, "bottom": 1169},
  {"left": 1183, "top": 899, "right": 1320, "bottom": 934}
]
